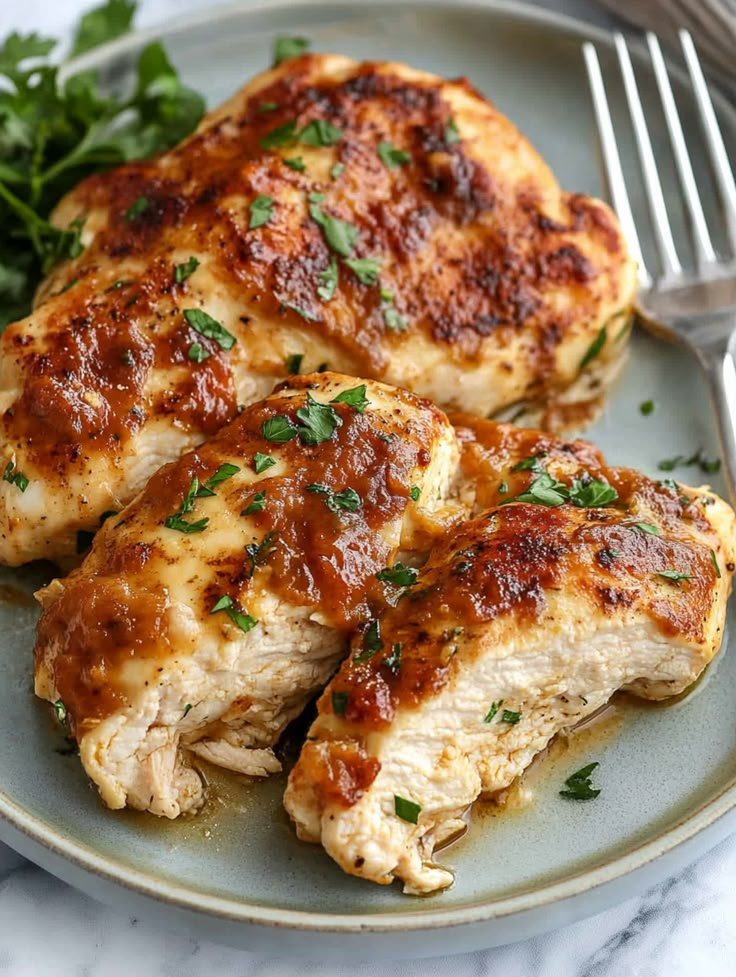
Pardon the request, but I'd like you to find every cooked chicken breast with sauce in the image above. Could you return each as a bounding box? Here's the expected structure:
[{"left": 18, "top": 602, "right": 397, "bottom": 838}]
[
  {"left": 33, "top": 373, "right": 459, "bottom": 817},
  {"left": 284, "top": 424, "right": 736, "bottom": 894},
  {"left": 1, "top": 53, "right": 636, "bottom": 566}
]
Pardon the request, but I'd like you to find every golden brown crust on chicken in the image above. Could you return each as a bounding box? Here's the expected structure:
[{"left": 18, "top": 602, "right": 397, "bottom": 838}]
[{"left": 1, "top": 54, "right": 635, "bottom": 565}]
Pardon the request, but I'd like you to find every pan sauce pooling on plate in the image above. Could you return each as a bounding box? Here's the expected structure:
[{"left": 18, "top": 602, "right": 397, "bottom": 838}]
[
  {"left": 0, "top": 53, "right": 636, "bottom": 567},
  {"left": 34, "top": 373, "right": 736, "bottom": 893}
]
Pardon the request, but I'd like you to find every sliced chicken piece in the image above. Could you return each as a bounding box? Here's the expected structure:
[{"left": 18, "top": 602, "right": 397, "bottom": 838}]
[
  {"left": 284, "top": 429, "right": 735, "bottom": 893},
  {"left": 33, "top": 373, "right": 459, "bottom": 817},
  {"left": 0, "top": 52, "right": 636, "bottom": 566}
]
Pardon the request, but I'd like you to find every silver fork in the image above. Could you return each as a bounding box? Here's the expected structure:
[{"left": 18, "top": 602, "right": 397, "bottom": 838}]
[{"left": 583, "top": 30, "right": 736, "bottom": 503}]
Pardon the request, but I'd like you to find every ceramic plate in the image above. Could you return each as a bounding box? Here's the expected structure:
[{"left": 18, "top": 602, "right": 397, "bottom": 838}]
[{"left": 2, "top": 0, "right": 736, "bottom": 959}]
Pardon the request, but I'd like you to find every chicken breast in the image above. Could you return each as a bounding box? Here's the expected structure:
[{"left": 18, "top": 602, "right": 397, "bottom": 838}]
[
  {"left": 0, "top": 53, "right": 636, "bottom": 566},
  {"left": 33, "top": 373, "right": 459, "bottom": 817},
  {"left": 284, "top": 422, "right": 736, "bottom": 894}
]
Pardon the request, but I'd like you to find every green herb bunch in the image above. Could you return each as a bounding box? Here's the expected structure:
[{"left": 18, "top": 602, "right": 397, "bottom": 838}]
[{"left": 0, "top": 0, "right": 205, "bottom": 327}]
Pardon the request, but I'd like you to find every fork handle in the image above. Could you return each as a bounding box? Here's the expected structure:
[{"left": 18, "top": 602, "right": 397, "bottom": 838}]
[{"left": 693, "top": 331, "right": 736, "bottom": 505}]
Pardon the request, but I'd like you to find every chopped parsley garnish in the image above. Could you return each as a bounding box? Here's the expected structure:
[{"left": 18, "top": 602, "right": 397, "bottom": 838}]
[
  {"left": 285, "top": 353, "right": 303, "bottom": 375},
  {"left": 380, "top": 287, "right": 394, "bottom": 303},
  {"left": 376, "top": 563, "right": 418, "bottom": 587},
  {"left": 394, "top": 795, "right": 421, "bottom": 824},
  {"left": 2, "top": 461, "right": 28, "bottom": 492},
  {"left": 295, "top": 393, "right": 342, "bottom": 444},
  {"left": 174, "top": 256, "right": 200, "bottom": 283},
  {"left": 711, "top": 549, "right": 722, "bottom": 579},
  {"left": 241, "top": 490, "right": 266, "bottom": 515},
  {"left": 444, "top": 118, "right": 461, "bottom": 144},
  {"left": 331, "top": 690, "right": 349, "bottom": 716},
  {"left": 182, "top": 703, "right": 193, "bottom": 717},
  {"left": 580, "top": 325, "right": 607, "bottom": 370},
  {"left": 188, "top": 342, "right": 209, "bottom": 362},
  {"left": 656, "top": 569, "right": 693, "bottom": 582},
  {"left": 633, "top": 522, "right": 660, "bottom": 536},
  {"left": 123, "top": 195, "right": 149, "bottom": 221},
  {"left": 249, "top": 194, "right": 274, "bottom": 229},
  {"left": 244, "top": 531, "right": 278, "bottom": 578},
  {"left": 383, "top": 642, "right": 402, "bottom": 674},
  {"left": 309, "top": 204, "right": 359, "bottom": 256},
  {"left": 384, "top": 307, "right": 407, "bottom": 331},
  {"left": 344, "top": 256, "right": 382, "bottom": 286},
  {"left": 511, "top": 454, "right": 547, "bottom": 473},
  {"left": 501, "top": 709, "right": 521, "bottom": 725},
  {"left": 260, "top": 119, "right": 297, "bottom": 149},
  {"left": 285, "top": 304, "right": 319, "bottom": 321},
  {"left": 253, "top": 452, "right": 276, "bottom": 474},
  {"left": 164, "top": 477, "right": 209, "bottom": 534},
  {"left": 568, "top": 478, "right": 618, "bottom": 508},
  {"left": 298, "top": 119, "right": 342, "bottom": 146},
  {"left": 317, "top": 256, "right": 339, "bottom": 300},
  {"left": 354, "top": 619, "right": 383, "bottom": 663},
  {"left": 306, "top": 483, "right": 362, "bottom": 513},
  {"left": 560, "top": 762, "right": 601, "bottom": 800},
  {"left": 377, "top": 141, "right": 411, "bottom": 168},
  {"left": 262, "top": 415, "right": 298, "bottom": 442},
  {"left": 196, "top": 463, "right": 240, "bottom": 497},
  {"left": 483, "top": 700, "right": 503, "bottom": 723},
  {"left": 258, "top": 101, "right": 278, "bottom": 113},
  {"left": 308, "top": 192, "right": 325, "bottom": 203},
  {"left": 330, "top": 162, "right": 345, "bottom": 180},
  {"left": 409, "top": 485, "right": 421, "bottom": 502},
  {"left": 502, "top": 471, "right": 568, "bottom": 507},
  {"left": 53, "top": 699, "right": 67, "bottom": 724},
  {"left": 498, "top": 481, "right": 508, "bottom": 494},
  {"left": 330, "top": 384, "right": 369, "bottom": 413},
  {"left": 283, "top": 156, "right": 306, "bottom": 171},
  {"left": 210, "top": 594, "right": 257, "bottom": 633},
  {"left": 183, "top": 309, "right": 236, "bottom": 351},
  {"left": 272, "top": 35, "right": 310, "bottom": 66},
  {"left": 657, "top": 450, "right": 720, "bottom": 474},
  {"left": 639, "top": 399, "right": 655, "bottom": 416}
]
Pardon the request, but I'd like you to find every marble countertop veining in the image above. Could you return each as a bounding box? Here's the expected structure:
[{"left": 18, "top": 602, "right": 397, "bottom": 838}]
[{"left": 2, "top": 0, "right": 736, "bottom": 974}]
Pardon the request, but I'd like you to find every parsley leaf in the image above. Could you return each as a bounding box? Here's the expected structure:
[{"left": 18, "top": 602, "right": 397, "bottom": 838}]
[
  {"left": 188, "top": 342, "right": 209, "bottom": 363},
  {"left": 409, "top": 485, "right": 421, "bottom": 502},
  {"left": 639, "top": 399, "right": 655, "bottom": 416},
  {"left": 330, "top": 162, "right": 345, "bottom": 180},
  {"left": 511, "top": 454, "right": 547, "bottom": 473},
  {"left": 285, "top": 353, "right": 303, "bottom": 375},
  {"left": 343, "top": 256, "right": 381, "bottom": 286},
  {"left": 260, "top": 119, "right": 297, "bottom": 149},
  {"left": 244, "top": 530, "right": 278, "bottom": 578},
  {"left": 444, "top": 118, "right": 461, "bottom": 144},
  {"left": 262, "top": 415, "right": 298, "bottom": 442},
  {"left": 580, "top": 325, "right": 607, "bottom": 369},
  {"left": 377, "top": 141, "right": 410, "bottom": 168},
  {"left": 272, "top": 35, "right": 310, "bottom": 66},
  {"left": 658, "top": 450, "right": 721, "bottom": 474},
  {"left": 559, "top": 762, "right": 601, "bottom": 800},
  {"left": 354, "top": 619, "right": 383, "bottom": 663},
  {"left": 384, "top": 307, "right": 407, "bottom": 331},
  {"left": 164, "top": 477, "right": 209, "bottom": 534},
  {"left": 210, "top": 594, "right": 257, "bottom": 633},
  {"left": 306, "top": 483, "right": 362, "bottom": 513},
  {"left": 241, "top": 490, "right": 266, "bottom": 515},
  {"left": 568, "top": 477, "right": 618, "bottom": 508},
  {"left": 633, "top": 522, "right": 660, "bottom": 536},
  {"left": 309, "top": 204, "right": 359, "bottom": 257},
  {"left": 394, "top": 795, "right": 421, "bottom": 824},
  {"left": 183, "top": 309, "right": 236, "bottom": 350},
  {"left": 298, "top": 119, "right": 342, "bottom": 146},
  {"left": 483, "top": 700, "right": 503, "bottom": 723},
  {"left": 196, "top": 463, "right": 239, "bottom": 496},
  {"left": 295, "top": 392, "right": 341, "bottom": 444},
  {"left": 283, "top": 156, "right": 306, "bottom": 172},
  {"left": 504, "top": 471, "right": 568, "bottom": 507},
  {"left": 501, "top": 709, "right": 521, "bottom": 725},
  {"left": 123, "top": 195, "right": 148, "bottom": 221},
  {"left": 174, "top": 255, "right": 199, "bottom": 283},
  {"left": 317, "top": 256, "right": 338, "bottom": 301},
  {"left": 2, "top": 460, "right": 28, "bottom": 492},
  {"left": 330, "top": 384, "right": 369, "bottom": 413},
  {"left": 331, "top": 690, "right": 349, "bottom": 716},
  {"left": 376, "top": 562, "right": 418, "bottom": 587},
  {"left": 70, "top": 0, "right": 135, "bottom": 57},
  {"left": 249, "top": 194, "right": 274, "bottom": 229},
  {"left": 383, "top": 642, "right": 402, "bottom": 674},
  {"left": 253, "top": 452, "right": 276, "bottom": 474}
]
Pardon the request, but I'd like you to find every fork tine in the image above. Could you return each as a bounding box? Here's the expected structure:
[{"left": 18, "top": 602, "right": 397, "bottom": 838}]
[
  {"left": 614, "top": 33, "right": 682, "bottom": 279},
  {"left": 679, "top": 29, "right": 736, "bottom": 253},
  {"left": 582, "top": 42, "right": 651, "bottom": 290},
  {"left": 646, "top": 32, "right": 717, "bottom": 270}
]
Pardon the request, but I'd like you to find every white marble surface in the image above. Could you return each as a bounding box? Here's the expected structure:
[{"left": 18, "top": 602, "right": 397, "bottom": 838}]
[{"left": 2, "top": 0, "right": 736, "bottom": 973}]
